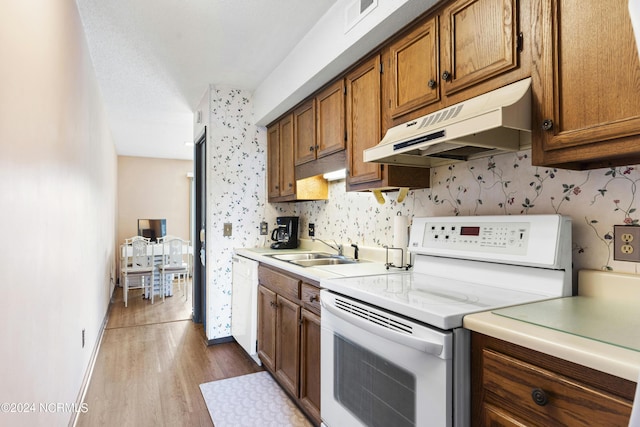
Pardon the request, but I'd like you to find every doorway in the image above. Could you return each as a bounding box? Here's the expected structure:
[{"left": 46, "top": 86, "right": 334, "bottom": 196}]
[{"left": 193, "top": 127, "right": 206, "bottom": 327}]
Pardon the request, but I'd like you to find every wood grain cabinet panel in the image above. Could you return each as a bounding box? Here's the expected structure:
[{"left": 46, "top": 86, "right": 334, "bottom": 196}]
[
  {"left": 257, "top": 266, "right": 321, "bottom": 426},
  {"left": 300, "top": 308, "right": 321, "bottom": 424},
  {"left": 471, "top": 333, "right": 635, "bottom": 426},
  {"left": 275, "top": 295, "right": 301, "bottom": 398},
  {"left": 294, "top": 100, "right": 316, "bottom": 166},
  {"left": 532, "top": 0, "right": 640, "bottom": 168},
  {"left": 257, "top": 285, "right": 276, "bottom": 372},
  {"left": 346, "top": 54, "right": 383, "bottom": 187},
  {"left": 388, "top": 16, "right": 441, "bottom": 118},
  {"left": 316, "top": 79, "right": 346, "bottom": 159},
  {"left": 440, "top": 0, "right": 519, "bottom": 96},
  {"left": 279, "top": 114, "right": 295, "bottom": 197},
  {"left": 267, "top": 125, "right": 281, "bottom": 200}
]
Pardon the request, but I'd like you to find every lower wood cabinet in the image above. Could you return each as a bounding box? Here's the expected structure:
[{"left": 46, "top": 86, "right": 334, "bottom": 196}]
[
  {"left": 257, "top": 265, "right": 321, "bottom": 426},
  {"left": 471, "top": 332, "right": 635, "bottom": 426}
]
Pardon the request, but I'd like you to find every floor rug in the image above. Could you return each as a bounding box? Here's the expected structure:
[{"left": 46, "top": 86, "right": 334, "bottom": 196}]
[{"left": 199, "top": 371, "right": 313, "bottom": 427}]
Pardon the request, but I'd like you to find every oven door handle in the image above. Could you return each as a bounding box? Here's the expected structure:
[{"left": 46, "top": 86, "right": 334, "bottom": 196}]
[{"left": 322, "top": 301, "right": 443, "bottom": 356}]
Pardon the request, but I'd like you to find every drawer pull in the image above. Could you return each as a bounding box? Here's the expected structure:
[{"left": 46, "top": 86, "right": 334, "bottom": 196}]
[
  {"left": 531, "top": 388, "right": 548, "bottom": 406},
  {"left": 309, "top": 295, "right": 318, "bottom": 302}
]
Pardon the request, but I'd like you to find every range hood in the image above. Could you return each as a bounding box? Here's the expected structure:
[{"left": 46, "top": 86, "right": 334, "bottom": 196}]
[{"left": 364, "top": 78, "right": 532, "bottom": 168}]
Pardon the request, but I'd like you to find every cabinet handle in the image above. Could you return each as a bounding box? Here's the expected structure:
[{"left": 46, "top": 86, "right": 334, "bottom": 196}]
[
  {"left": 428, "top": 79, "right": 436, "bottom": 88},
  {"left": 309, "top": 146, "right": 314, "bottom": 152},
  {"left": 270, "top": 301, "right": 278, "bottom": 309},
  {"left": 531, "top": 388, "right": 548, "bottom": 406},
  {"left": 310, "top": 295, "right": 318, "bottom": 302},
  {"left": 442, "top": 71, "right": 451, "bottom": 81},
  {"left": 288, "top": 182, "right": 293, "bottom": 188},
  {"left": 542, "top": 119, "right": 554, "bottom": 131}
]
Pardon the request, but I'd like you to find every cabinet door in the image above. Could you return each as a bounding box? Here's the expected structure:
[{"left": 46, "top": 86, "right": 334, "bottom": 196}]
[
  {"left": 300, "top": 309, "right": 321, "bottom": 425},
  {"left": 294, "top": 99, "right": 316, "bottom": 166},
  {"left": 346, "top": 54, "right": 383, "bottom": 186},
  {"left": 279, "top": 114, "right": 296, "bottom": 197},
  {"left": 275, "top": 295, "right": 300, "bottom": 398},
  {"left": 257, "top": 285, "right": 276, "bottom": 372},
  {"left": 532, "top": 0, "right": 640, "bottom": 168},
  {"left": 440, "top": 0, "right": 519, "bottom": 96},
  {"left": 267, "top": 125, "right": 280, "bottom": 199},
  {"left": 316, "top": 79, "right": 346, "bottom": 158},
  {"left": 388, "top": 16, "right": 440, "bottom": 118}
]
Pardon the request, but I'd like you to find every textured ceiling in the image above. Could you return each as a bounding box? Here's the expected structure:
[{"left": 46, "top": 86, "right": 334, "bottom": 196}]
[{"left": 76, "top": 0, "right": 338, "bottom": 160}]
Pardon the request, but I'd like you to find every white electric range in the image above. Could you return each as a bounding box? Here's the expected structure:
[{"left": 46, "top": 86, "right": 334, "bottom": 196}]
[{"left": 320, "top": 214, "right": 572, "bottom": 427}]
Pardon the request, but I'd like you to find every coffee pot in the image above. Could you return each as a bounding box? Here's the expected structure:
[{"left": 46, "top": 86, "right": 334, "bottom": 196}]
[{"left": 270, "top": 216, "right": 299, "bottom": 249}]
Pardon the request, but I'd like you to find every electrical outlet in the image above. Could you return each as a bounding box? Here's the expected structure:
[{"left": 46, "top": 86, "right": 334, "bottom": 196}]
[
  {"left": 259, "top": 221, "right": 268, "bottom": 235},
  {"left": 223, "top": 223, "right": 232, "bottom": 237},
  {"left": 613, "top": 225, "right": 640, "bottom": 262},
  {"left": 309, "top": 223, "right": 315, "bottom": 237}
]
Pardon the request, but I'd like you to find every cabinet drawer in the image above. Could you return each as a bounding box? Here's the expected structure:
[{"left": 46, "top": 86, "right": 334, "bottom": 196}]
[
  {"left": 258, "top": 265, "right": 300, "bottom": 302},
  {"left": 300, "top": 283, "right": 320, "bottom": 315},
  {"left": 482, "top": 348, "right": 632, "bottom": 426}
]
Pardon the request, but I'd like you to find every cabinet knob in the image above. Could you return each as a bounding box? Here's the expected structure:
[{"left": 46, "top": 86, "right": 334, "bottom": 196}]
[
  {"left": 542, "top": 119, "right": 554, "bottom": 131},
  {"left": 531, "top": 388, "right": 549, "bottom": 406},
  {"left": 442, "top": 71, "right": 451, "bottom": 81},
  {"left": 309, "top": 146, "right": 314, "bottom": 152},
  {"left": 288, "top": 182, "right": 293, "bottom": 188},
  {"left": 428, "top": 79, "right": 437, "bottom": 88}
]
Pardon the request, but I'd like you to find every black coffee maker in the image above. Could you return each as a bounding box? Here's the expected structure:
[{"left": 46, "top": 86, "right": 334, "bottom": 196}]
[{"left": 270, "top": 216, "right": 299, "bottom": 249}]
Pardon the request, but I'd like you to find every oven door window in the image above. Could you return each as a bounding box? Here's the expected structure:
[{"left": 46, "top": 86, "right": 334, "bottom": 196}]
[{"left": 335, "top": 334, "right": 415, "bottom": 427}]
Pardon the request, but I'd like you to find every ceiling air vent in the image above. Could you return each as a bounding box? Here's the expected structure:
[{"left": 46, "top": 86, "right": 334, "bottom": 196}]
[{"left": 345, "top": 0, "right": 377, "bottom": 33}]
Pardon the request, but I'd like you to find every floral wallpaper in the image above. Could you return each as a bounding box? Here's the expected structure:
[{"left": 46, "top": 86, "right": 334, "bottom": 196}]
[
  {"left": 288, "top": 151, "right": 640, "bottom": 275},
  {"left": 207, "top": 89, "right": 640, "bottom": 339},
  {"left": 206, "top": 86, "right": 273, "bottom": 340}
]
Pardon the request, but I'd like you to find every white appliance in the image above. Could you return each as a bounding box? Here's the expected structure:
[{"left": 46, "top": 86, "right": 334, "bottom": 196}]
[
  {"left": 320, "top": 214, "right": 572, "bottom": 427},
  {"left": 363, "top": 78, "right": 532, "bottom": 168},
  {"left": 231, "top": 254, "right": 261, "bottom": 365}
]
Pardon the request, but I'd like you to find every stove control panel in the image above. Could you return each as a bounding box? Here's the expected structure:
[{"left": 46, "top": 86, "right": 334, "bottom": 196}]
[{"left": 421, "top": 221, "right": 529, "bottom": 255}]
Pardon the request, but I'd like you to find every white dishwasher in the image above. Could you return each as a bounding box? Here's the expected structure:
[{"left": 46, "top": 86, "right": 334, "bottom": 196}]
[{"left": 231, "top": 254, "right": 261, "bottom": 365}]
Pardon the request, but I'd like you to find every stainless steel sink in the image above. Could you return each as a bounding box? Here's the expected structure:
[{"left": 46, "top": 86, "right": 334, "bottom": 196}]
[
  {"left": 267, "top": 252, "right": 361, "bottom": 267},
  {"left": 289, "top": 257, "right": 359, "bottom": 267},
  {"left": 268, "top": 252, "right": 334, "bottom": 261}
]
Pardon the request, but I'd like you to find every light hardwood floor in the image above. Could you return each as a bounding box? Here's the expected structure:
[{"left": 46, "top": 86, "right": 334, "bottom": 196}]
[{"left": 78, "top": 281, "right": 263, "bottom": 427}]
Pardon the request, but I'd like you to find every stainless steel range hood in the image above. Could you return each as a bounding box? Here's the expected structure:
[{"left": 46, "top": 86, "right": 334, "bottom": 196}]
[{"left": 364, "top": 78, "right": 532, "bottom": 168}]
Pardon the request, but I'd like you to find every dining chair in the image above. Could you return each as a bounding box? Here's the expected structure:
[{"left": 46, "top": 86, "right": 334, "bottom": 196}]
[
  {"left": 122, "top": 238, "right": 155, "bottom": 307},
  {"left": 160, "top": 237, "right": 190, "bottom": 302}
]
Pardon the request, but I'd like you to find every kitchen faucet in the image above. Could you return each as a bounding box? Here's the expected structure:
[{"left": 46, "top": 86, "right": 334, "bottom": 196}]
[{"left": 313, "top": 237, "right": 343, "bottom": 256}]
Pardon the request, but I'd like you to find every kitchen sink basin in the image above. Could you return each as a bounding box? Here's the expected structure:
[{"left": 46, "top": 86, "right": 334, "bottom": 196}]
[
  {"left": 268, "top": 252, "right": 334, "bottom": 261},
  {"left": 267, "top": 252, "right": 361, "bottom": 267},
  {"left": 290, "top": 257, "right": 359, "bottom": 267}
]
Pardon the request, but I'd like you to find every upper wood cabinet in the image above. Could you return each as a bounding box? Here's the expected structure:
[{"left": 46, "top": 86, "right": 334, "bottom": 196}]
[
  {"left": 387, "top": 16, "right": 440, "bottom": 118},
  {"left": 440, "top": 0, "right": 519, "bottom": 97},
  {"left": 346, "top": 55, "right": 383, "bottom": 188},
  {"left": 384, "top": 0, "right": 528, "bottom": 130},
  {"left": 532, "top": 0, "right": 640, "bottom": 169},
  {"left": 295, "top": 80, "right": 346, "bottom": 167},
  {"left": 294, "top": 99, "right": 316, "bottom": 166},
  {"left": 267, "top": 114, "right": 295, "bottom": 200},
  {"left": 346, "top": 54, "right": 431, "bottom": 192},
  {"left": 316, "top": 79, "right": 346, "bottom": 159}
]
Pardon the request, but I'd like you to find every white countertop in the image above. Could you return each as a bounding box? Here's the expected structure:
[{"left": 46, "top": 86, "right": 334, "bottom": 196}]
[
  {"left": 464, "top": 270, "right": 640, "bottom": 382},
  {"left": 234, "top": 246, "right": 395, "bottom": 283}
]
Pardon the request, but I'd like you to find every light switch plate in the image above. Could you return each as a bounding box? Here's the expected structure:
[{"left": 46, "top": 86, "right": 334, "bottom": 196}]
[
  {"left": 613, "top": 225, "right": 640, "bottom": 262},
  {"left": 259, "top": 221, "right": 268, "bottom": 235},
  {"left": 223, "top": 223, "right": 232, "bottom": 237}
]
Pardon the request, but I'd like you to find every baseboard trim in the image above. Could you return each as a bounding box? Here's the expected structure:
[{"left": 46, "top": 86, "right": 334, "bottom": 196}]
[
  {"left": 207, "top": 335, "right": 235, "bottom": 346},
  {"left": 68, "top": 294, "right": 113, "bottom": 427}
]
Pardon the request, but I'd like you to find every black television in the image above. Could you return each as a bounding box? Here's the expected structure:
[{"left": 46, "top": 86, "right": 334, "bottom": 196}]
[{"left": 137, "top": 219, "right": 166, "bottom": 242}]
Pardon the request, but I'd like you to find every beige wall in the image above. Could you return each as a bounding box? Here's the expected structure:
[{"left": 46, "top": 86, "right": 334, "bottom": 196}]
[
  {"left": 118, "top": 156, "right": 193, "bottom": 248},
  {"left": 0, "top": 1, "right": 117, "bottom": 425}
]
